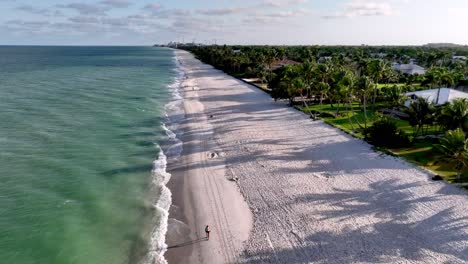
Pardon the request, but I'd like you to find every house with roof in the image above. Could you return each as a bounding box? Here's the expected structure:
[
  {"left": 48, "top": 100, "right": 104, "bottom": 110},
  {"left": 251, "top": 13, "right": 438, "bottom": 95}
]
[
  {"left": 404, "top": 88, "right": 468, "bottom": 107},
  {"left": 318, "top": 56, "right": 332, "bottom": 64},
  {"left": 393, "top": 63, "right": 426, "bottom": 75},
  {"left": 453, "top": 55, "right": 467, "bottom": 61}
]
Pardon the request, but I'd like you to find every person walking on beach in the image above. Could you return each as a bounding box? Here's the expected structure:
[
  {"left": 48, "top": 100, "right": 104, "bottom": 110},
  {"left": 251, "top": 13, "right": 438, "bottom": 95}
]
[{"left": 205, "top": 225, "right": 211, "bottom": 240}]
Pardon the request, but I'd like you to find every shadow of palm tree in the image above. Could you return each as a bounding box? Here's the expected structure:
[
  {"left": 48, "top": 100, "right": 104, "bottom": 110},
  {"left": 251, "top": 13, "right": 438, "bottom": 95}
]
[
  {"left": 240, "top": 179, "right": 468, "bottom": 263},
  {"left": 243, "top": 207, "right": 468, "bottom": 263}
]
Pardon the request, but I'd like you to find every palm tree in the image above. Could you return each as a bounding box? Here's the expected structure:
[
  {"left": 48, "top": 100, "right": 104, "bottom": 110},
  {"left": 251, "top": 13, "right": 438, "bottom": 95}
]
[
  {"left": 265, "top": 49, "right": 278, "bottom": 83},
  {"left": 329, "top": 67, "right": 349, "bottom": 114},
  {"left": 338, "top": 69, "right": 358, "bottom": 132},
  {"left": 275, "top": 65, "right": 298, "bottom": 105},
  {"left": 367, "top": 59, "right": 388, "bottom": 106},
  {"left": 406, "top": 97, "right": 435, "bottom": 136},
  {"left": 314, "top": 63, "right": 333, "bottom": 110},
  {"left": 384, "top": 85, "right": 406, "bottom": 111},
  {"left": 435, "top": 128, "right": 468, "bottom": 182},
  {"left": 439, "top": 98, "right": 468, "bottom": 132},
  {"left": 354, "top": 57, "right": 368, "bottom": 77},
  {"left": 299, "top": 60, "right": 316, "bottom": 98},
  {"left": 292, "top": 77, "right": 317, "bottom": 119},
  {"left": 440, "top": 71, "right": 454, "bottom": 88},
  {"left": 355, "top": 76, "right": 375, "bottom": 129},
  {"left": 317, "top": 81, "right": 330, "bottom": 111}
]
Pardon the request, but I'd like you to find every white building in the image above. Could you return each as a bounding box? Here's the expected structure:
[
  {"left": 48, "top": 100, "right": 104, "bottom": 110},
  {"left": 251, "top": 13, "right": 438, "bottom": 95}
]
[
  {"left": 453, "top": 55, "right": 467, "bottom": 61},
  {"left": 393, "top": 64, "right": 426, "bottom": 75},
  {"left": 405, "top": 88, "right": 468, "bottom": 107}
]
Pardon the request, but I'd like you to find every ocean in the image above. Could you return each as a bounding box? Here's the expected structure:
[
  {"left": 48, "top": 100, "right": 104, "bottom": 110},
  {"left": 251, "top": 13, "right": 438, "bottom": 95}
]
[{"left": 0, "top": 46, "right": 183, "bottom": 264}]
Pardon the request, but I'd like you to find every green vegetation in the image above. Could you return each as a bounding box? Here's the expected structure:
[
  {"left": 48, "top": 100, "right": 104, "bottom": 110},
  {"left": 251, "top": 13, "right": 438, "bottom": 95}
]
[
  {"left": 434, "top": 129, "right": 468, "bottom": 182},
  {"left": 184, "top": 45, "right": 468, "bottom": 184},
  {"left": 364, "top": 118, "right": 410, "bottom": 148}
]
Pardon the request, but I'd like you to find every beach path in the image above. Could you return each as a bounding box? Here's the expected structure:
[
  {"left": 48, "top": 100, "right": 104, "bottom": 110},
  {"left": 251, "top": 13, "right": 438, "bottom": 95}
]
[{"left": 167, "top": 50, "right": 468, "bottom": 264}]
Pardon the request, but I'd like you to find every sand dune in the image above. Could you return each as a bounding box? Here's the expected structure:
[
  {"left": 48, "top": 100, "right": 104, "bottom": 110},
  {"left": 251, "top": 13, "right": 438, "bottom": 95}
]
[{"left": 165, "top": 50, "right": 468, "bottom": 264}]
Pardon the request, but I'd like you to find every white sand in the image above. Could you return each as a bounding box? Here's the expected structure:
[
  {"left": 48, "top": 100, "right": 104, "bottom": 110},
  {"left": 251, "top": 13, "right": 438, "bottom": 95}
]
[{"left": 166, "top": 50, "right": 468, "bottom": 264}]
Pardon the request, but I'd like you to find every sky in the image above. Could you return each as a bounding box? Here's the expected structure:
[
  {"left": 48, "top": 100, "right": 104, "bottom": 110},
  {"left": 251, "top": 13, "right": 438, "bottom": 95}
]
[{"left": 0, "top": 0, "right": 467, "bottom": 46}]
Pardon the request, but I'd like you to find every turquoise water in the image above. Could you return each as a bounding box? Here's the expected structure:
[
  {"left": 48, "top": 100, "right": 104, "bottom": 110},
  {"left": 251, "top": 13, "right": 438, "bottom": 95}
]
[{"left": 0, "top": 46, "right": 178, "bottom": 264}]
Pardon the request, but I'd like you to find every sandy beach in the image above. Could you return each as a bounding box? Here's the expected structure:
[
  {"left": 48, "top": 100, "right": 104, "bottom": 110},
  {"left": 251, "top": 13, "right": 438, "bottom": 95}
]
[{"left": 164, "top": 50, "right": 468, "bottom": 264}]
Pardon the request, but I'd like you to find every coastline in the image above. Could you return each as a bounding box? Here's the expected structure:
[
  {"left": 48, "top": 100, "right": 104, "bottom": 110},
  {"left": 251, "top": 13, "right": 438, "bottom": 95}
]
[
  {"left": 164, "top": 50, "right": 253, "bottom": 264},
  {"left": 164, "top": 49, "right": 468, "bottom": 263}
]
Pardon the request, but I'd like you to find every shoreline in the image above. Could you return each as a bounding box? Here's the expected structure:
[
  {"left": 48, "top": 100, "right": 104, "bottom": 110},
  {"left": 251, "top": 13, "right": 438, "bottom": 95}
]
[
  {"left": 164, "top": 50, "right": 468, "bottom": 263},
  {"left": 164, "top": 50, "right": 253, "bottom": 264}
]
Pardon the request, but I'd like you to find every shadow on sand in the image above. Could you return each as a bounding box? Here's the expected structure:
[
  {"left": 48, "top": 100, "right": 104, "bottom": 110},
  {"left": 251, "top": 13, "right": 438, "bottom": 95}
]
[{"left": 167, "top": 238, "right": 208, "bottom": 249}]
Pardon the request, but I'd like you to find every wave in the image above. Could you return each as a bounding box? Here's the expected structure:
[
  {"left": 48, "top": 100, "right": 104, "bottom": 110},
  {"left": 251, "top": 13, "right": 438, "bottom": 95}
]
[
  {"left": 143, "top": 148, "right": 172, "bottom": 264},
  {"left": 142, "top": 54, "right": 185, "bottom": 264}
]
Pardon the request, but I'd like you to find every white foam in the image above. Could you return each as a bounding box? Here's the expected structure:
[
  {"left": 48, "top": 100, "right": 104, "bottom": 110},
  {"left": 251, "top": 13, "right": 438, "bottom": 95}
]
[
  {"left": 142, "top": 53, "right": 186, "bottom": 264},
  {"left": 142, "top": 148, "right": 172, "bottom": 264},
  {"left": 162, "top": 123, "right": 183, "bottom": 160}
]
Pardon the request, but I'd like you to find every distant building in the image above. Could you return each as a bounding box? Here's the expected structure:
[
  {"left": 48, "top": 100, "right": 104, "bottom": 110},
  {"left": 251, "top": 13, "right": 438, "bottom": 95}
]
[
  {"left": 393, "top": 64, "right": 426, "bottom": 75},
  {"left": 453, "top": 55, "right": 467, "bottom": 61},
  {"left": 318, "top": 56, "right": 332, "bottom": 64},
  {"left": 270, "top": 59, "right": 301, "bottom": 70},
  {"left": 405, "top": 88, "right": 468, "bottom": 106}
]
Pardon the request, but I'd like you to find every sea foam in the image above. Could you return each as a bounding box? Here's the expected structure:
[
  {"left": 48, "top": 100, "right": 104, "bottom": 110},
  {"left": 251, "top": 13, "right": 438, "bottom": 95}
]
[{"left": 142, "top": 54, "right": 185, "bottom": 264}]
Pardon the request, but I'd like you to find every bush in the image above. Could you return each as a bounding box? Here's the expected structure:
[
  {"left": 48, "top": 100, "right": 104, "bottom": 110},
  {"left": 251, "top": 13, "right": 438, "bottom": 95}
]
[
  {"left": 305, "top": 109, "right": 336, "bottom": 119},
  {"left": 318, "top": 112, "right": 336, "bottom": 118},
  {"left": 365, "top": 118, "right": 410, "bottom": 148}
]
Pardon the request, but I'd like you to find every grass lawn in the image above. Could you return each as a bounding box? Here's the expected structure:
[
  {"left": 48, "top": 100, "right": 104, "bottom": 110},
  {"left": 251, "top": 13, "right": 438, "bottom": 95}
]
[
  {"left": 300, "top": 103, "right": 465, "bottom": 184},
  {"left": 390, "top": 141, "right": 468, "bottom": 183},
  {"left": 377, "top": 83, "right": 407, "bottom": 89},
  {"left": 303, "top": 103, "right": 440, "bottom": 137}
]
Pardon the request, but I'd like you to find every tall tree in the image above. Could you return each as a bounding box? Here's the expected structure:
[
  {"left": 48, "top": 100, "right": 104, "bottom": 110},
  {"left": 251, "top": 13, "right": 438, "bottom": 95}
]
[
  {"left": 367, "top": 59, "right": 388, "bottom": 106},
  {"left": 406, "top": 97, "right": 435, "bottom": 136},
  {"left": 355, "top": 76, "right": 375, "bottom": 128},
  {"left": 435, "top": 129, "right": 468, "bottom": 182},
  {"left": 439, "top": 98, "right": 468, "bottom": 132}
]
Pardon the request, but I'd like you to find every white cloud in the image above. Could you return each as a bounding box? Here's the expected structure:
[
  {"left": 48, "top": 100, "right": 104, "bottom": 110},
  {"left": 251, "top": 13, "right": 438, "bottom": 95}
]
[
  {"left": 197, "top": 7, "right": 246, "bottom": 16},
  {"left": 143, "top": 3, "right": 163, "bottom": 11},
  {"left": 16, "top": 5, "right": 64, "bottom": 17},
  {"left": 57, "top": 3, "right": 109, "bottom": 15},
  {"left": 324, "top": 0, "right": 394, "bottom": 19},
  {"left": 68, "top": 16, "right": 100, "bottom": 24},
  {"left": 261, "top": 0, "right": 309, "bottom": 8},
  {"left": 265, "top": 9, "right": 309, "bottom": 17},
  {"left": 100, "top": 0, "right": 132, "bottom": 8}
]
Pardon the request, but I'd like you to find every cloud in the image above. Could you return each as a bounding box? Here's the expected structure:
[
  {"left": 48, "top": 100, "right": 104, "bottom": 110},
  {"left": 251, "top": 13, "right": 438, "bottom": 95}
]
[
  {"left": 168, "top": 16, "right": 230, "bottom": 34},
  {"left": 68, "top": 16, "right": 100, "bottom": 24},
  {"left": 57, "top": 3, "right": 109, "bottom": 15},
  {"left": 261, "top": 0, "right": 309, "bottom": 8},
  {"left": 323, "top": 0, "right": 394, "bottom": 19},
  {"left": 264, "top": 9, "right": 309, "bottom": 17},
  {"left": 16, "top": 5, "right": 49, "bottom": 15},
  {"left": 100, "top": 0, "right": 132, "bottom": 8},
  {"left": 6, "top": 20, "right": 50, "bottom": 27},
  {"left": 16, "top": 5, "right": 64, "bottom": 17},
  {"left": 143, "top": 3, "right": 163, "bottom": 12},
  {"left": 143, "top": 4, "right": 191, "bottom": 18},
  {"left": 197, "top": 7, "right": 246, "bottom": 16}
]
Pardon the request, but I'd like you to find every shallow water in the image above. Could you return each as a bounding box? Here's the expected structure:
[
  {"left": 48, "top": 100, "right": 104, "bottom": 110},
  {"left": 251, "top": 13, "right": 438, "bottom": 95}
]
[{"left": 0, "top": 46, "right": 178, "bottom": 264}]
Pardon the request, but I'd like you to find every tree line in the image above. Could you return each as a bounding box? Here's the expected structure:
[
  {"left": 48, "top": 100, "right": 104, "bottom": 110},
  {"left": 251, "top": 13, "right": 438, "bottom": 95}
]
[{"left": 183, "top": 45, "right": 468, "bottom": 182}]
